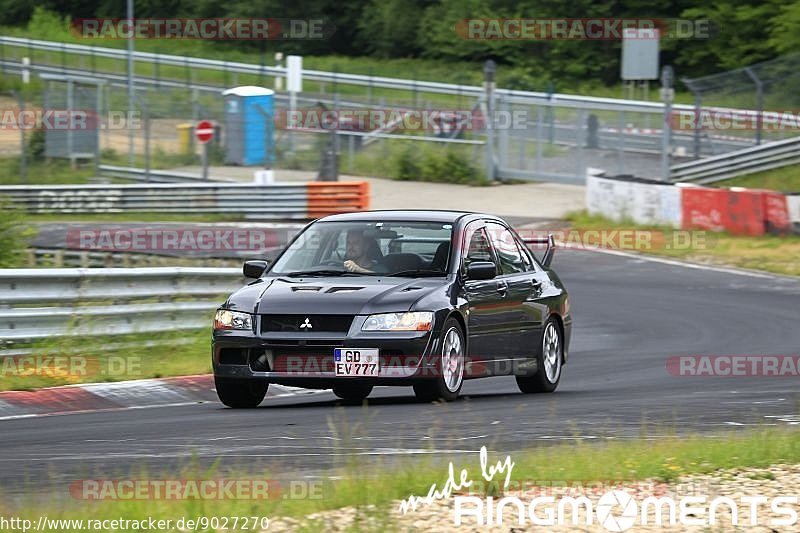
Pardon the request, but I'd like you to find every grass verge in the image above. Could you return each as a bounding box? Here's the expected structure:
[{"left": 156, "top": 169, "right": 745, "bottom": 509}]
[
  {"left": 566, "top": 210, "right": 800, "bottom": 276},
  {"left": 717, "top": 164, "right": 800, "bottom": 193},
  {"left": 0, "top": 328, "right": 211, "bottom": 391},
  {"left": 2, "top": 428, "right": 799, "bottom": 531}
]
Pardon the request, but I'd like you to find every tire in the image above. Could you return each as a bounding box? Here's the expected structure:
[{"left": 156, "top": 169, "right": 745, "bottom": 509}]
[
  {"left": 215, "top": 376, "right": 268, "bottom": 408},
  {"left": 516, "top": 317, "right": 563, "bottom": 394},
  {"left": 332, "top": 382, "right": 373, "bottom": 403},
  {"left": 413, "top": 318, "right": 465, "bottom": 402}
]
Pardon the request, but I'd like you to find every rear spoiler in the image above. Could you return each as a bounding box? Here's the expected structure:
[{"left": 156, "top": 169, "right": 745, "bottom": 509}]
[{"left": 522, "top": 234, "right": 556, "bottom": 267}]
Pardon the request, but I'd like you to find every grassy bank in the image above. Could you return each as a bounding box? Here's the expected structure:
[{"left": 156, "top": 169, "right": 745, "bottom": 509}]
[
  {"left": 1, "top": 328, "right": 211, "bottom": 391},
  {"left": 718, "top": 164, "right": 800, "bottom": 193},
  {"left": 566, "top": 211, "right": 800, "bottom": 276},
  {"left": 2, "top": 428, "right": 798, "bottom": 531}
]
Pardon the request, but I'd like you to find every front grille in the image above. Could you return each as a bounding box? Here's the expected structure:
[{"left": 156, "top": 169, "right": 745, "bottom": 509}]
[{"left": 260, "top": 314, "right": 354, "bottom": 334}]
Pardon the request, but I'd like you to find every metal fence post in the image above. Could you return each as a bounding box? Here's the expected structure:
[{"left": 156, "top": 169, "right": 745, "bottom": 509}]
[
  {"left": 498, "top": 98, "right": 509, "bottom": 170},
  {"left": 744, "top": 67, "right": 763, "bottom": 145},
  {"left": 67, "top": 79, "right": 74, "bottom": 167},
  {"left": 617, "top": 111, "right": 626, "bottom": 175},
  {"left": 660, "top": 66, "right": 675, "bottom": 181},
  {"left": 12, "top": 91, "right": 26, "bottom": 182},
  {"left": 535, "top": 105, "right": 544, "bottom": 172},
  {"left": 483, "top": 60, "right": 496, "bottom": 181}
]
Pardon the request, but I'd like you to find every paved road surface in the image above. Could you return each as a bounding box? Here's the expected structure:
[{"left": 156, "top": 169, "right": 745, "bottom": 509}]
[{"left": 2, "top": 248, "right": 799, "bottom": 499}]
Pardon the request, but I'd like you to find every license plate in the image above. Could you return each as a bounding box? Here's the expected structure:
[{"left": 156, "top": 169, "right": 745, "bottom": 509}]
[{"left": 334, "top": 348, "right": 379, "bottom": 377}]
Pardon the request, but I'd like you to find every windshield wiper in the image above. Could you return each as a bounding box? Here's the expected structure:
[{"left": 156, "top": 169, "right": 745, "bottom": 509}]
[
  {"left": 387, "top": 268, "right": 446, "bottom": 277},
  {"left": 283, "top": 269, "right": 357, "bottom": 278}
]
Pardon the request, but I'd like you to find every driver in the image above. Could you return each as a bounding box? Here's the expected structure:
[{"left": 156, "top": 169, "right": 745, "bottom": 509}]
[{"left": 343, "top": 230, "right": 378, "bottom": 273}]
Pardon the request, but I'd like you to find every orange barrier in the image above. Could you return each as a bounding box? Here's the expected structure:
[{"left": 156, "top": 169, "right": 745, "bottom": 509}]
[
  {"left": 306, "top": 181, "right": 370, "bottom": 219},
  {"left": 725, "top": 188, "right": 765, "bottom": 236},
  {"left": 680, "top": 186, "right": 728, "bottom": 232},
  {"left": 680, "top": 186, "right": 781, "bottom": 236}
]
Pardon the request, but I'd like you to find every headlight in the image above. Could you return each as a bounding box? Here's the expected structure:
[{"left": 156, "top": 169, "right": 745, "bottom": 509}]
[
  {"left": 362, "top": 312, "right": 433, "bottom": 331},
  {"left": 214, "top": 309, "right": 253, "bottom": 330}
]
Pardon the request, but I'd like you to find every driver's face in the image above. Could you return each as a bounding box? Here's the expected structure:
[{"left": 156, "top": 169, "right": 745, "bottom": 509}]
[{"left": 346, "top": 233, "right": 365, "bottom": 258}]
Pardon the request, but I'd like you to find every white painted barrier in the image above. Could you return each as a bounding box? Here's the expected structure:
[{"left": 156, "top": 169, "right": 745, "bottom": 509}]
[
  {"left": 586, "top": 169, "right": 681, "bottom": 227},
  {"left": 789, "top": 195, "right": 800, "bottom": 234},
  {"left": 585, "top": 168, "right": 800, "bottom": 233}
]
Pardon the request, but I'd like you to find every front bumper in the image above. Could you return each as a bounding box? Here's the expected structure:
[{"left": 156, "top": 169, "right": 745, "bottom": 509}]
[{"left": 212, "top": 315, "right": 439, "bottom": 387}]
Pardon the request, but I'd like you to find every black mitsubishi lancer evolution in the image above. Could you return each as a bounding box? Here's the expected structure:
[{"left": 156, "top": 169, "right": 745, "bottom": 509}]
[{"left": 212, "top": 210, "right": 572, "bottom": 407}]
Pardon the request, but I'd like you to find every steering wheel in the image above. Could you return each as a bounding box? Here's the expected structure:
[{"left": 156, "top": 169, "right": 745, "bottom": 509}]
[{"left": 320, "top": 259, "right": 343, "bottom": 267}]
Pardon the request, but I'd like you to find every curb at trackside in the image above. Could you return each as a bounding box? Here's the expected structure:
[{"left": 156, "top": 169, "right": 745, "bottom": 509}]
[{"left": 0, "top": 374, "right": 320, "bottom": 421}]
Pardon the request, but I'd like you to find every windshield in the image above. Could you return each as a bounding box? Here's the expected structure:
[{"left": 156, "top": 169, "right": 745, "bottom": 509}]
[{"left": 270, "top": 220, "right": 453, "bottom": 276}]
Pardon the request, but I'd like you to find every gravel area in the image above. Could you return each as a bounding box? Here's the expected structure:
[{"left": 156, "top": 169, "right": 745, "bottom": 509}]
[{"left": 267, "top": 464, "right": 800, "bottom": 532}]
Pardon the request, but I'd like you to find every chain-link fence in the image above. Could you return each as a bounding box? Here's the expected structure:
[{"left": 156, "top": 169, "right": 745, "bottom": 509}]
[
  {"left": 0, "top": 36, "right": 731, "bottom": 184},
  {"left": 682, "top": 53, "right": 800, "bottom": 156}
]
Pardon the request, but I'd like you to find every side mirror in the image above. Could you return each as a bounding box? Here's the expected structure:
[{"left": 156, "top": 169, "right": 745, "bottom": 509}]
[
  {"left": 466, "top": 261, "right": 497, "bottom": 281},
  {"left": 243, "top": 260, "right": 269, "bottom": 279}
]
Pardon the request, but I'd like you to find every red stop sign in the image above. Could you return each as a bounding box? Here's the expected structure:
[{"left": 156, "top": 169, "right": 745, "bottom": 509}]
[{"left": 195, "top": 120, "right": 214, "bottom": 143}]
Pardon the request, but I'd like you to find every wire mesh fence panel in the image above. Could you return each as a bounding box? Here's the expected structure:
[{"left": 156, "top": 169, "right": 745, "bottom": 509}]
[
  {"left": 497, "top": 98, "right": 673, "bottom": 181},
  {"left": 682, "top": 54, "right": 800, "bottom": 156}
]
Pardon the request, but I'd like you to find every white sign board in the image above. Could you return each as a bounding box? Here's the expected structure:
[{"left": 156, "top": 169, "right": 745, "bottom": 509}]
[
  {"left": 621, "top": 28, "right": 660, "bottom": 80},
  {"left": 287, "top": 55, "right": 303, "bottom": 93}
]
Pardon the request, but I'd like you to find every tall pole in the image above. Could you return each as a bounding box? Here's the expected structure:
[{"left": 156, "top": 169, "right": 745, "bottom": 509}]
[
  {"left": 127, "top": 0, "right": 134, "bottom": 167},
  {"left": 660, "top": 66, "right": 674, "bottom": 181},
  {"left": 483, "top": 60, "right": 497, "bottom": 182}
]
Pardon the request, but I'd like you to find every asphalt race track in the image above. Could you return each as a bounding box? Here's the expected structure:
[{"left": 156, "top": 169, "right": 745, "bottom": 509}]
[{"left": 2, "top": 248, "right": 799, "bottom": 497}]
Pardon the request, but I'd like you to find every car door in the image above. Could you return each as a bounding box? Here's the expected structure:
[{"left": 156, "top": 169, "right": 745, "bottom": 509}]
[
  {"left": 461, "top": 222, "right": 510, "bottom": 364},
  {"left": 484, "top": 222, "right": 544, "bottom": 367}
]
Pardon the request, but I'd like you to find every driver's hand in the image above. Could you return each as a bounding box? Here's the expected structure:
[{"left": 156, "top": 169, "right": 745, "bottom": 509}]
[{"left": 343, "top": 260, "right": 358, "bottom": 272}]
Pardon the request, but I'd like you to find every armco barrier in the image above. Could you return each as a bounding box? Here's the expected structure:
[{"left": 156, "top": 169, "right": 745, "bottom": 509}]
[
  {"left": 0, "top": 267, "right": 243, "bottom": 341},
  {"left": 0, "top": 182, "right": 370, "bottom": 219},
  {"left": 588, "top": 170, "right": 797, "bottom": 236}
]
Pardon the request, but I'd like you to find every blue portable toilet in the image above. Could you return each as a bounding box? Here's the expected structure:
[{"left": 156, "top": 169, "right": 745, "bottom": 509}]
[{"left": 222, "top": 86, "right": 274, "bottom": 166}]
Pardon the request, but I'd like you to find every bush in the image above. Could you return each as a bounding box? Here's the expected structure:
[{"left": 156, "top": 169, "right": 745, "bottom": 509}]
[
  {"left": 393, "top": 146, "right": 421, "bottom": 181},
  {"left": 0, "top": 199, "right": 34, "bottom": 267},
  {"left": 25, "top": 128, "right": 45, "bottom": 162},
  {"left": 346, "top": 140, "right": 485, "bottom": 185}
]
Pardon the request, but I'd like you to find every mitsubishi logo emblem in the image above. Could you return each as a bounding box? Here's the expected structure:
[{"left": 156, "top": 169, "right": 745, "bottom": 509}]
[{"left": 299, "top": 317, "right": 312, "bottom": 329}]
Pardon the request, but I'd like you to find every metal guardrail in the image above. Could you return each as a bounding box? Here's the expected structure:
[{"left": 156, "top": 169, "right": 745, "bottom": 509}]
[
  {"left": 97, "top": 165, "right": 226, "bottom": 183},
  {"left": 0, "top": 267, "right": 243, "bottom": 340},
  {"left": 0, "top": 181, "right": 369, "bottom": 219},
  {"left": 27, "top": 248, "right": 243, "bottom": 268},
  {"left": 0, "top": 35, "right": 694, "bottom": 114},
  {"left": 669, "top": 137, "right": 800, "bottom": 184}
]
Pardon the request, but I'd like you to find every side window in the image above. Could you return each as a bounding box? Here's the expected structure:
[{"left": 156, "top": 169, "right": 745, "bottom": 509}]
[
  {"left": 513, "top": 235, "right": 535, "bottom": 271},
  {"left": 462, "top": 226, "right": 495, "bottom": 268},
  {"left": 486, "top": 223, "right": 529, "bottom": 275}
]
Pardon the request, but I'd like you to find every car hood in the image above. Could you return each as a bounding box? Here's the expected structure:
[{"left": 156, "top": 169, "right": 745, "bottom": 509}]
[{"left": 225, "top": 275, "right": 445, "bottom": 315}]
